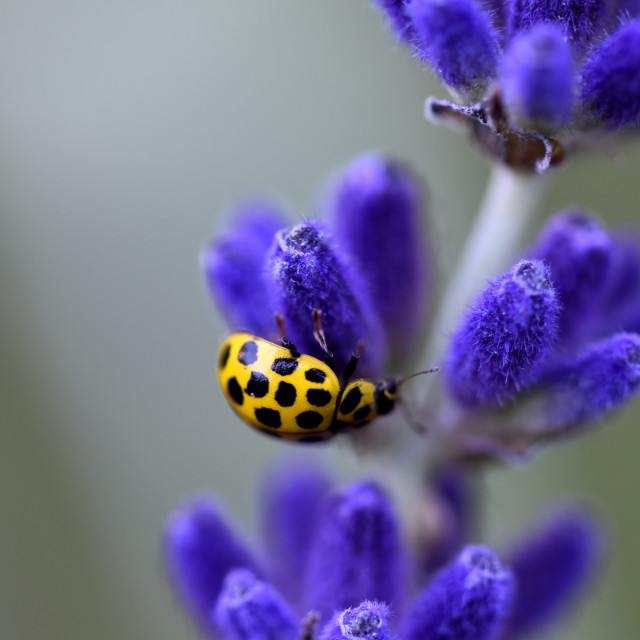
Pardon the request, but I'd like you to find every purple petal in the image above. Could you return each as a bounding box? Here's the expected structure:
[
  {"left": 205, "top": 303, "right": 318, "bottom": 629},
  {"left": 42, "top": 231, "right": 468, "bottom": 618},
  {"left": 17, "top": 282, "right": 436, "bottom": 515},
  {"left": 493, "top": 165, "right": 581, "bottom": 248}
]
[
  {"left": 444, "top": 260, "right": 559, "bottom": 408},
  {"left": 267, "top": 221, "right": 386, "bottom": 377},
  {"left": 327, "top": 154, "right": 429, "bottom": 365},
  {"left": 164, "top": 497, "right": 262, "bottom": 635},
  {"left": 501, "top": 24, "right": 574, "bottom": 132},
  {"left": 406, "top": 0, "right": 500, "bottom": 100},
  {"left": 305, "top": 481, "right": 405, "bottom": 623},
  {"left": 319, "top": 601, "right": 392, "bottom": 640},
  {"left": 580, "top": 19, "right": 640, "bottom": 129},
  {"left": 373, "top": 0, "right": 415, "bottom": 43},
  {"left": 503, "top": 506, "right": 604, "bottom": 638},
  {"left": 215, "top": 569, "right": 299, "bottom": 640},
  {"left": 403, "top": 546, "right": 513, "bottom": 640},
  {"left": 202, "top": 200, "right": 288, "bottom": 338}
]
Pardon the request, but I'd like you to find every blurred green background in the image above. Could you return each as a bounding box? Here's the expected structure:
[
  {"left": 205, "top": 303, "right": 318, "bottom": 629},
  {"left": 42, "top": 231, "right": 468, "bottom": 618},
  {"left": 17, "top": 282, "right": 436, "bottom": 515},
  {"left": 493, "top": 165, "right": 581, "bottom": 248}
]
[{"left": 1, "top": 1, "right": 639, "bottom": 638}]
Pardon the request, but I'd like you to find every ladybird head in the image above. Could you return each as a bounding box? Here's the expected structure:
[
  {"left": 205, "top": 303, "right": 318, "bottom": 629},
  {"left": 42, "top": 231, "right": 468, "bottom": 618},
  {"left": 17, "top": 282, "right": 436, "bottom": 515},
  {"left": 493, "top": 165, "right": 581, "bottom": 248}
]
[{"left": 374, "top": 379, "right": 398, "bottom": 416}]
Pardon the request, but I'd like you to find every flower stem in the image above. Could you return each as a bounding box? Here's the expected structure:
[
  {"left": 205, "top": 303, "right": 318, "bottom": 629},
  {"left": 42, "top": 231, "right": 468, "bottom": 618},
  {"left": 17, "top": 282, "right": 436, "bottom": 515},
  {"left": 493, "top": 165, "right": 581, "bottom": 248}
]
[{"left": 420, "top": 164, "right": 550, "bottom": 405}]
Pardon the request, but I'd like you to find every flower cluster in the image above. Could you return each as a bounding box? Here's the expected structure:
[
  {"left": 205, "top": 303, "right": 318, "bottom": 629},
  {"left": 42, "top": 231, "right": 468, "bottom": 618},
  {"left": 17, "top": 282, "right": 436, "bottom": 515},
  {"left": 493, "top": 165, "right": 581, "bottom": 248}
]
[
  {"left": 164, "top": 459, "right": 603, "bottom": 639},
  {"left": 202, "top": 153, "right": 429, "bottom": 379},
  {"left": 374, "top": 0, "right": 640, "bottom": 171},
  {"left": 444, "top": 210, "right": 640, "bottom": 445}
]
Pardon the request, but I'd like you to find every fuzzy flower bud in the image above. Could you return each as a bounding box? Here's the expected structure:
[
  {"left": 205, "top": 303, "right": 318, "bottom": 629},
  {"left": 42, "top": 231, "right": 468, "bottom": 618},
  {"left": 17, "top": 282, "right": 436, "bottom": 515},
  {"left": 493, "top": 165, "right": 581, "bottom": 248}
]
[
  {"left": 501, "top": 24, "right": 574, "bottom": 133},
  {"left": 305, "top": 481, "right": 404, "bottom": 623},
  {"left": 164, "top": 498, "right": 261, "bottom": 634},
  {"left": 529, "top": 211, "right": 613, "bottom": 343},
  {"left": 444, "top": 260, "right": 559, "bottom": 408},
  {"left": 402, "top": 546, "right": 513, "bottom": 640},
  {"left": 406, "top": 0, "right": 500, "bottom": 100},
  {"left": 580, "top": 19, "right": 640, "bottom": 129},
  {"left": 215, "top": 569, "right": 299, "bottom": 640},
  {"left": 504, "top": 507, "right": 604, "bottom": 638},
  {"left": 327, "top": 154, "right": 429, "bottom": 364},
  {"left": 373, "top": 0, "right": 414, "bottom": 42},
  {"left": 258, "top": 458, "right": 330, "bottom": 599},
  {"left": 201, "top": 201, "right": 287, "bottom": 337},
  {"left": 540, "top": 332, "right": 640, "bottom": 430},
  {"left": 508, "top": 0, "right": 605, "bottom": 52},
  {"left": 267, "top": 221, "right": 385, "bottom": 376},
  {"left": 319, "top": 601, "right": 392, "bottom": 640}
]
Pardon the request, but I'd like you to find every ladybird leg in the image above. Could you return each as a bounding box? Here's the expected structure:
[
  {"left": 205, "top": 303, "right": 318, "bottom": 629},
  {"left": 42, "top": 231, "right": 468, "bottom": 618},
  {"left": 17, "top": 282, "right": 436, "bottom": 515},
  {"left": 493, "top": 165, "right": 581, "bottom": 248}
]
[
  {"left": 274, "top": 312, "right": 301, "bottom": 357},
  {"left": 342, "top": 339, "right": 365, "bottom": 386},
  {"left": 312, "top": 308, "right": 336, "bottom": 369}
]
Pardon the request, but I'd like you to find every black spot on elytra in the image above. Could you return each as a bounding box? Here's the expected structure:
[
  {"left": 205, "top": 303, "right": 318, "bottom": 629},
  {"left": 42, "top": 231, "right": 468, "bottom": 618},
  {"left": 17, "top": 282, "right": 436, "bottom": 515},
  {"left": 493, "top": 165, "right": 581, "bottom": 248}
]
[
  {"left": 275, "top": 381, "right": 297, "bottom": 407},
  {"left": 297, "top": 435, "right": 327, "bottom": 443},
  {"left": 353, "top": 405, "right": 371, "bottom": 421},
  {"left": 305, "top": 368, "right": 326, "bottom": 383},
  {"left": 219, "top": 343, "right": 231, "bottom": 370},
  {"left": 238, "top": 340, "right": 259, "bottom": 365},
  {"left": 227, "top": 377, "right": 244, "bottom": 405},
  {"left": 245, "top": 371, "right": 269, "bottom": 398},
  {"left": 306, "top": 388, "right": 332, "bottom": 407},
  {"left": 296, "top": 410, "right": 324, "bottom": 430},
  {"left": 255, "top": 407, "right": 281, "bottom": 429},
  {"left": 340, "top": 386, "right": 363, "bottom": 415},
  {"left": 331, "top": 419, "right": 352, "bottom": 433},
  {"left": 272, "top": 358, "right": 299, "bottom": 376}
]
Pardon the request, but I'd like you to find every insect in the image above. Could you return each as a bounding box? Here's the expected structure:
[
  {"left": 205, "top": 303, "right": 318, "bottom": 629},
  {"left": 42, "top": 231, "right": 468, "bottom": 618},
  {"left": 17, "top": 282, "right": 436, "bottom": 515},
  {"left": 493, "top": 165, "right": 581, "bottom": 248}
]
[{"left": 217, "top": 310, "right": 437, "bottom": 442}]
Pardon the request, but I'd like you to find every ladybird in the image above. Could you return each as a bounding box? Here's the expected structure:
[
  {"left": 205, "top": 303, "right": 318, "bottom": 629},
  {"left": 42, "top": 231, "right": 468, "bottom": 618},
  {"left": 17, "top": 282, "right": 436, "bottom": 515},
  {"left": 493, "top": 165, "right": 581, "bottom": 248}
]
[{"left": 217, "top": 312, "right": 437, "bottom": 442}]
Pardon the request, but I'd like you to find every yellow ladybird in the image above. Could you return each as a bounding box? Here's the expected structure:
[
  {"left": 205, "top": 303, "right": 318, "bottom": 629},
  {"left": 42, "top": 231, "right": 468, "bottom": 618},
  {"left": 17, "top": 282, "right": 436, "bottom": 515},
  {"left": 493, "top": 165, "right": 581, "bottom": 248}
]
[{"left": 217, "top": 332, "right": 404, "bottom": 443}]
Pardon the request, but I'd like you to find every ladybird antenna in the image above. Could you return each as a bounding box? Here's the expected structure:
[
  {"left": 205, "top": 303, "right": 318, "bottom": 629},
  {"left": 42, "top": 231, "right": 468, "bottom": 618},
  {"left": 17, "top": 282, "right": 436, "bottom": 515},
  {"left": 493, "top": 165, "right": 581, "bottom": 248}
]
[
  {"left": 397, "top": 395, "right": 428, "bottom": 435},
  {"left": 397, "top": 367, "right": 440, "bottom": 388}
]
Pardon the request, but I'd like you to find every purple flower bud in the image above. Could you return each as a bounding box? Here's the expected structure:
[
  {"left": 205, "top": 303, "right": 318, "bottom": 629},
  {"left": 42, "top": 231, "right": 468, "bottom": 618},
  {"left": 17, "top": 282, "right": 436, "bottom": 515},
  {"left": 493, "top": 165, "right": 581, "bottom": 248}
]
[
  {"left": 444, "top": 260, "right": 559, "bottom": 408},
  {"left": 258, "top": 457, "right": 331, "bottom": 599},
  {"left": 319, "top": 601, "right": 392, "bottom": 640},
  {"left": 267, "top": 221, "right": 385, "bottom": 376},
  {"left": 164, "top": 497, "right": 262, "bottom": 635},
  {"left": 327, "top": 154, "right": 429, "bottom": 365},
  {"left": 305, "top": 481, "right": 405, "bottom": 623},
  {"left": 373, "top": 0, "right": 415, "bottom": 43},
  {"left": 540, "top": 332, "right": 640, "bottom": 430},
  {"left": 501, "top": 24, "right": 574, "bottom": 132},
  {"left": 202, "top": 201, "right": 287, "bottom": 338},
  {"left": 215, "top": 569, "right": 299, "bottom": 640},
  {"left": 504, "top": 507, "right": 604, "bottom": 638},
  {"left": 580, "top": 19, "right": 640, "bottom": 129},
  {"left": 403, "top": 546, "right": 513, "bottom": 640},
  {"left": 406, "top": 0, "right": 500, "bottom": 100},
  {"left": 508, "top": 0, "right": 605, "bottom": 51},
  {"left": 423, "top": 466, "right": 475, "bottom": 575},
  {"left": 529, "top": 211, "right": 613, "bottom": 344}
]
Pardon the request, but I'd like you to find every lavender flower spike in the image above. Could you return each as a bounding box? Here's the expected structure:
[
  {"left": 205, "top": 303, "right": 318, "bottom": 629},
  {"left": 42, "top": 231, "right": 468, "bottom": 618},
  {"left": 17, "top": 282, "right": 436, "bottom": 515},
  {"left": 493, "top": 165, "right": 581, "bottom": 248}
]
[
  {"left": 305, "top": 481, "right": 404, "bottom": 623},
  {"left": 319, "top": 601, "right": 392, "bottom": 640},
  {"left": 407, "top": 0, "right": 500, "bottom": 101},
  {"left": 202, "top": 200, "right": 287, "bottom": 338},
  {"left": 403, "top": 545, "right": 513, "bottom": 640},
  {"left": 215, "top": 569, "right": 299, "bottom": 640},
  {"left": 503, "top": 507, "right": 604, "bottom": 638},
  {"left": 580, "top": 19, "right": 640, "bottom": 129},
  {"left": 268, "top": 221, "right": 385, "bottom": 376},
  {"left": 328, "top": 154, "right": 429, "bottom": 365},
  {"left": 164, "top": 497, "right": 262, "bottom": 635},
  {"left": 529, "top": 210, "right": 613, "bottom": 343},
  {"left": 540, "top": 332, "right": 640, "bottom": 430},
  {"left": 444, "top": 260, "right": 559, "bottom": 408},
  {"left": 501, "top": 24, "right": 574, "bottom": 133}
]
